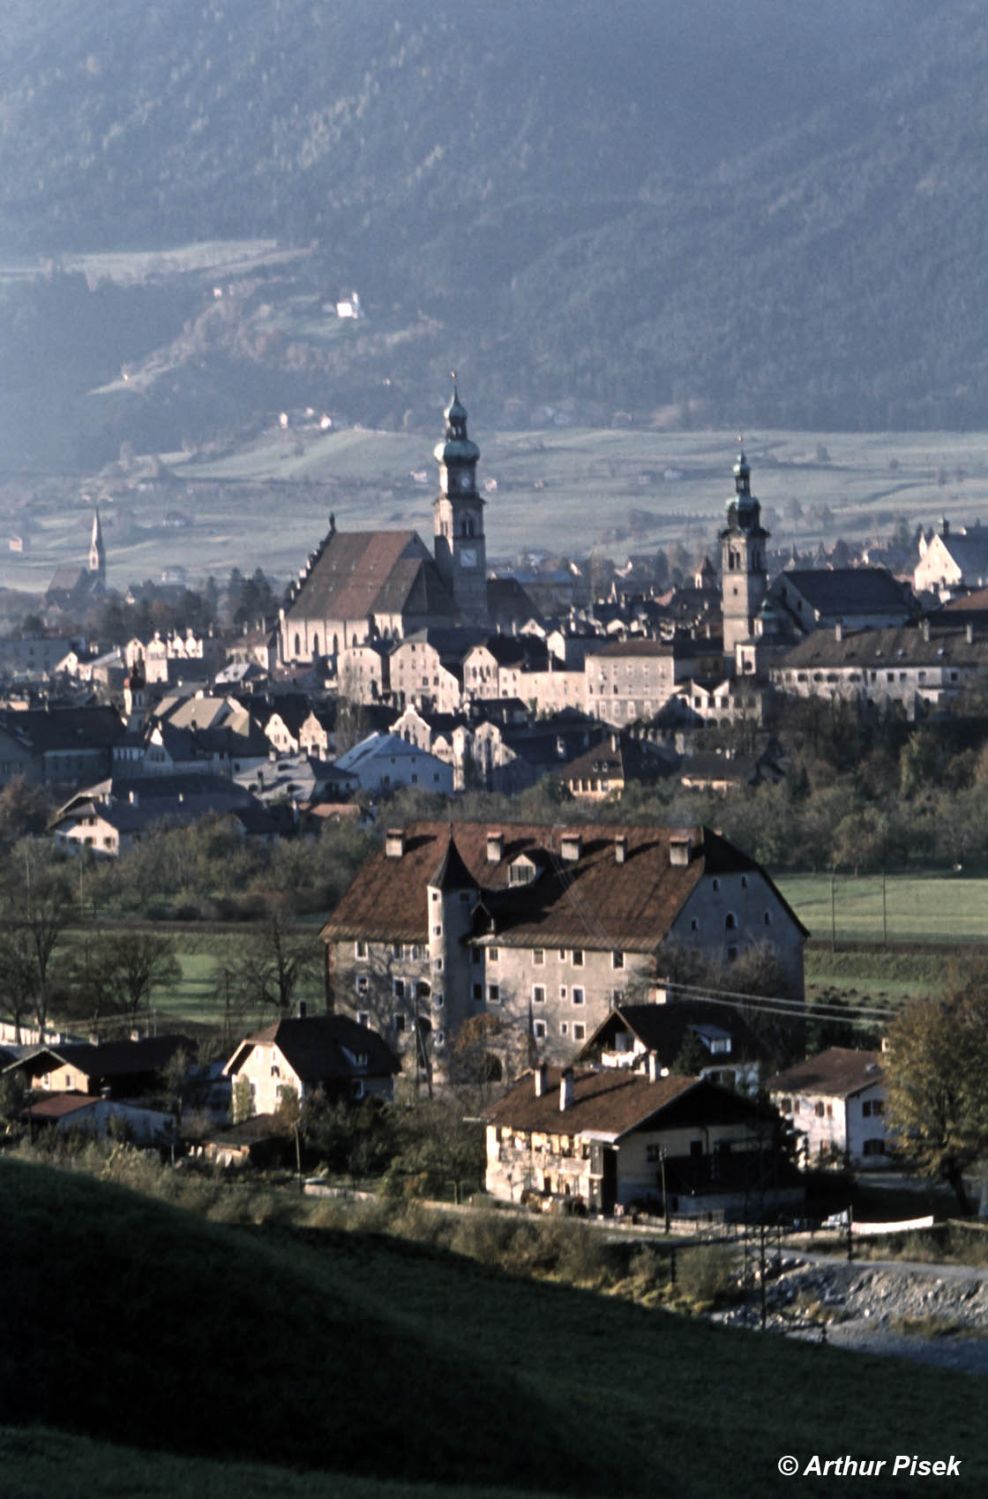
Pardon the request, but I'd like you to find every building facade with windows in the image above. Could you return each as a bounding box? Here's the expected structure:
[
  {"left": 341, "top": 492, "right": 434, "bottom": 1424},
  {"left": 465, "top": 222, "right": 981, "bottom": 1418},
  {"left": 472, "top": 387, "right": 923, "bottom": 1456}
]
[
  {"left": 321, "top": 820, "right": 806, "bottom": 1083},
  {"left": 767, "top": 1047, "right": 888, "bottom": 1169}
]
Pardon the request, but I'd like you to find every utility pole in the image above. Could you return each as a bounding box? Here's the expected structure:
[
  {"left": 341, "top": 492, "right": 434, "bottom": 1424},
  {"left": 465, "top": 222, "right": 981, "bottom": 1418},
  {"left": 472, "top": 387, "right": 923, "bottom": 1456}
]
[
  {"left": 882, "top": 868, "right": 888, "bottom": 948},
  {"left": 660, "top": 1148, "right": 670, "bottom": 1235},
  {"left": 830, "top": 869, "right": 837, "bottom": 954}
]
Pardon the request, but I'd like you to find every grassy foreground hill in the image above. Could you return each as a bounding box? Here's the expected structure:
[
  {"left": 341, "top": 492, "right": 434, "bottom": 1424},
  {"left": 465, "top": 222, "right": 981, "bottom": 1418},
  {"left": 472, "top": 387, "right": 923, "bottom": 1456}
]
[{"left": 2, "top": 1156, "right": 987, "bottom": 1496}]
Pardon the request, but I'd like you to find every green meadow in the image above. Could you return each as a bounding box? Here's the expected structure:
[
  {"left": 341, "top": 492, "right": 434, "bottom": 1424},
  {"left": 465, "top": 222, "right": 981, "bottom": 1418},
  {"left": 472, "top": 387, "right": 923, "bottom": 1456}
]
[
  {"left": 779, "top": 873, "right": 988, "bottom": 948},
  {"left": 2, "top": 1157, "right": 987, "bottom": 1498},
  {"left": 5, "top": 422, "right": 988, "bottom": 593}
]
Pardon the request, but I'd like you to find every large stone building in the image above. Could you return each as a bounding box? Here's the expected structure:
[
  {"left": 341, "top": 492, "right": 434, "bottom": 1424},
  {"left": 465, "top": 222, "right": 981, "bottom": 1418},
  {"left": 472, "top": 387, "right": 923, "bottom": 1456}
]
[
  {"left": 280, "top": 384, "right": 491, "bottom": 665},
  {"left": 321, "top": 820, "right": 806, "bottom": 1083}
]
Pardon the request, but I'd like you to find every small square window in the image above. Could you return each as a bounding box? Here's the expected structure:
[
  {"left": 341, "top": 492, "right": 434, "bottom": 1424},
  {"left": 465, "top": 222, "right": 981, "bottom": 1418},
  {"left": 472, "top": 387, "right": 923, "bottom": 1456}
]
[
  {"left": 433, "top": 925, "right": 443, "bottom": 936},
  {"left": 572, "top": 949, "right": 584, "bottom": 967},
  {"left": 355, "top": 940, "right": 368, "bottom": 960},
  {"left": 533, "top": 1020, "right": 547, "bottom": 1040},
  {"left": 533, "top": 948, "right": 545, "bottom": 966},
  {"left": 489, "top": 947, "right": 499, "bottom": 963},
  {"left": 611, "top": 988, "right": 625, "bottom": 1004},
  {"left": 573, "top": 1023, "right": 586, "bottom": 1041},
  {"left": 357, "top": 1011, "right": 370, "bottom": 1028},
  {"left": 572, "top": 987, "right": 585, "bottom": 1006},
  {"left": 532, "top": 985, "right": 546, "bottom": 1004},
  {"left": 356, "top": 975, "right": 369, "bottom": 995},
  {"left": 394, "top": 1013, "right": 406, "bottom": 1032},
  {"left": 558, "top": 949, "right": 566, "bottom": 961},
  {"left": 392, "top": 941, "right": 403, "bottom": 958},
  {"left": 488, "top": 984, "right": 500, "bottom": 1003},
  {"left": 393, "top": 978, "right": 406, "bottom": 999},
  {"left": 611, "top": 950, "right": 624, "bottom": 970}
]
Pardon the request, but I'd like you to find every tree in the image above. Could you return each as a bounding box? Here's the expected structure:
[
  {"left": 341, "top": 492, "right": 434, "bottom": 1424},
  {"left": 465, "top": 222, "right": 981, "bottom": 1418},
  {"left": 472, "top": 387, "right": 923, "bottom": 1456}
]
[
  {"left": 884, "top": 976, "right": 988, "bottom": 1213},
  {"left": 60, "top": 931, "right": 181, "bottom": 1031},
  {"left": 221, "top": 911, "right": 319, "bottom": 1018},
  {"left": 0, "top": 855, "right": 74, "bottom": 1039}
]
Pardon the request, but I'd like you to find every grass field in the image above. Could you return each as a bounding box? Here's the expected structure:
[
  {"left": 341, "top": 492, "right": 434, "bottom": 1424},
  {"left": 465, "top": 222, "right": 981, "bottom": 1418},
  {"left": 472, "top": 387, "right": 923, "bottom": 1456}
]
[
  {"left": 5, "top": 421, "right": 988, "bottom": 592},
  {"left": 779, "top": 873, "right": 988, "bottom": 947},
  {"left": 4, "top": 1157, "right": 988, "bottom": 1497}
]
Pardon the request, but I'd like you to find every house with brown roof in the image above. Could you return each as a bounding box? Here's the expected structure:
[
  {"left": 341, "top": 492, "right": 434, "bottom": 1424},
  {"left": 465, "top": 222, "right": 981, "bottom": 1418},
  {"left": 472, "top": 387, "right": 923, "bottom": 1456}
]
[
  {"left": 322, "top": 820, "right": 806, "bottom": 1085},
  {"left": 483, "top": 1063, "right": 800, "bottom": 1217},
  {"left": 223, "top": 1013, "right": 398, "bottom": 1115},
  {"left": 767, "top": 1047, "right": 888, "bottom": 1169},
  {"left": 23, "top": 1092, "right": 177, "bottom": 1146}
]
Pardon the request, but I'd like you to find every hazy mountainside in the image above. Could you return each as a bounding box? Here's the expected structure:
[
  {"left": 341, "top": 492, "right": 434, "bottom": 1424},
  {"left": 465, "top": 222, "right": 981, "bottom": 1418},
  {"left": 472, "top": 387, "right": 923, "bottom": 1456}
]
[{"left": 1, "top": 0, "right": 987, "bottom": 467}]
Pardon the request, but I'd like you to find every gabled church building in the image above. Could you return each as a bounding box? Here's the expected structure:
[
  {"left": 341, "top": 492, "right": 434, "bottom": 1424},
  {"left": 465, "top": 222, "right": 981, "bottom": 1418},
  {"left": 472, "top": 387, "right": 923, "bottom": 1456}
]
[{"left": 279, "top": 383, "right": 492, "bottom": 666}]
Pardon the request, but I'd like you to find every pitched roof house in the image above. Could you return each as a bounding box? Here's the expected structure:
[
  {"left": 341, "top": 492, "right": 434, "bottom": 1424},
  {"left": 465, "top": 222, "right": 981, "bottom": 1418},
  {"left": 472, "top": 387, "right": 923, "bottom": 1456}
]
[
  {"left": 223, "top": 1013, "right": 399, "bottom": 1114},
  {"left": 322, "top": 821, "right": 806, "bottom": 1083},
  {"left": 767, "top": 1047, "right": 887, "bottom": 1169},
  {"left": 12, "top": 1034, "right": 196, "bottom": 1098},
  {"left": 483, "top": 1064, "right": 799, "bottom": 1217}
]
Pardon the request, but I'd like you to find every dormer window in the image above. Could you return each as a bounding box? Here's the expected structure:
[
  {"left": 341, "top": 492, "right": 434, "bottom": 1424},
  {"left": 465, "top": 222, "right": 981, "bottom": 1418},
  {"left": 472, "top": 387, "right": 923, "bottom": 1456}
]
[{"left": 509, "top": 856, "right": 536, "bottom": 886}]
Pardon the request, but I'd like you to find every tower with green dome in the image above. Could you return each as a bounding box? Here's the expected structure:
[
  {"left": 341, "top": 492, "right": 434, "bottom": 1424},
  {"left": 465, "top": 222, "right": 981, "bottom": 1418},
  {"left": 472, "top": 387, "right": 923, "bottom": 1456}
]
[
  {"left": 432, "top": 376, "right": 488, "bottom": 624},
  {"left": 720, "top": 447, "right": 769, "bottom": 663}
]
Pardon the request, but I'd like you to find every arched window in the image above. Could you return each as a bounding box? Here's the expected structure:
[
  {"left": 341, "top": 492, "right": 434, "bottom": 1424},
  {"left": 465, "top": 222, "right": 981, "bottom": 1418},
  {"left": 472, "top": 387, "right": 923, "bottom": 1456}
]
[{"left": 725, "top": 913, "right": 737, "bottom": 931}]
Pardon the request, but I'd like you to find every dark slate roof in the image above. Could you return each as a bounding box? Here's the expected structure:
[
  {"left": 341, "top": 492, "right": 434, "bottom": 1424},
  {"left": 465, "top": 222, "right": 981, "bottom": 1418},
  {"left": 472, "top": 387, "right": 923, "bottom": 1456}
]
[
  {"left": 767, "top": 1047, "right": 884, "bottom": 1098},
  {"left": 562, "top": 734, "right": 675, "bottom": 787},
  {"left": 938, "top": 532, "right": 988, "bottom": 576},
  {"left": 485, "top": 1068, "right": 766, "bottom": 1138},
  {"left": 20, "top": 1034, "right": 196, "bottom": 1080},
  {"left": 582, "top": 1002, "right": 769, "bottom": 1067},
  {"left": 227, "top": 1015, "right": 398, "bottom": 1082},
  {"left": 778, "top": 568, "right": 912, "bottom": 618},
  {"left": 285, "top": 530, "right": 456, "bottom": 624},
  {"left": 775, "top": 624, "right": 988, "bottom": 670},
  {"left": 323, "top": 820, "right": 805, "bottom": 950},
  {"left": 429, "top": 831, "right": 477, "bottom": 891},
  {"left": 0, "top": 705, "right": 126, "bottom": 754}
]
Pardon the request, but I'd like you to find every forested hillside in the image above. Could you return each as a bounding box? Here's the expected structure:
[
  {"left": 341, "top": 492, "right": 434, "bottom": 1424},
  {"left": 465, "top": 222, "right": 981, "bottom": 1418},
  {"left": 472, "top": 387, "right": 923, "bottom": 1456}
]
[{"left": 1, "top": 0, "right": 986, "bottom": 466}]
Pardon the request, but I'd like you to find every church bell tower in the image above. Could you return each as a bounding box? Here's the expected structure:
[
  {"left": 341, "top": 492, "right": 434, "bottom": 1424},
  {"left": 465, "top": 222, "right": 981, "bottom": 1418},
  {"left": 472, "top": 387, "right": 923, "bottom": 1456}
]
[
  {"left": 720, "top": 447, "right": 768, "bottom": 664},
  {"left": 433, "top": 377, "right": 487, "bottom": 624}
]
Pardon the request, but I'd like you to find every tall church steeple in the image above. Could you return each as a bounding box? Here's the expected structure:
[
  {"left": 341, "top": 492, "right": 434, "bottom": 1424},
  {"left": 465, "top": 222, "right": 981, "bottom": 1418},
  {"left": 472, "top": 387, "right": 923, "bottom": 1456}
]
[
  {"left": 720, "top": 445, "right": 768, "bottom": 663},
  {"left": 88, "top": 506, "right": 106, "bottom": 590},
  {"left": 433, "top": 376, "right": 487, "bottom": 623}
]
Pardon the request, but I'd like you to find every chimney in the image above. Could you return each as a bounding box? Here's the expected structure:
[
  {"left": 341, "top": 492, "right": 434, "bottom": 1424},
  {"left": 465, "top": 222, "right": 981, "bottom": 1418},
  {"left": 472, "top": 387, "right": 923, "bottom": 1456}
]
[
  {"left": 647, "top": 1049, "right": 660, "bottom": 1083},
  {"left": 614, "top": 835, "right": 627, "bottom": 865},
  {"left": 559, "top": 1067, "right": 575, "bottom": 1112},
  {"left": 534, "top": 1061, "right": 549, "bottom": 1097},
  {"left": 560, "top": 832, "right": 582, "bottom": 862},
  {"left": 128, "top": 789, "right": 139, "bottom": 806},
  {"left": 966, "top": 622, "right": 975, "bottom": 645},
  {"left": 942, "top": 515, "right": 950, "bottom": 537},
  {"left": 486, "top": 830, "right": 504, "bottom": 863},
  {"left": 921, "top": 618, "right": 931, "bottom": 643},
  {"left": 669, "top": 832, "right": 692, "bottom": 866},
  {"left": 834, "top": 620, "right": 843, "bottom": 642},
  {"left": 385, "top": 828, "right": 406, "bottom": 858}
]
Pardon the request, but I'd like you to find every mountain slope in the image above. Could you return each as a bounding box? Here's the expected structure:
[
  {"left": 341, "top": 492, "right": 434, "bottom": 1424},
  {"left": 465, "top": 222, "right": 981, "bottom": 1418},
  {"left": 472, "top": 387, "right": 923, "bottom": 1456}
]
[{"left": 0, "top": 0, "right": 986, "bottom": 457}]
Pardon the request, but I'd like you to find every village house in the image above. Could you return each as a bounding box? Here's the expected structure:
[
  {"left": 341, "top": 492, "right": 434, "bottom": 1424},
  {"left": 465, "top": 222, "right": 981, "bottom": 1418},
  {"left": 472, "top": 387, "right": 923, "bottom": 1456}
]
[
  {"left": 223, "top": 1013, "right": 398, "bottom": 1114},
  {"left": 23, "top": 1093, "right": 177, "bottom": 1147},
  {"left": 333, "top": 731, "right": 454, "bottom": 795},
  {"left": 914, "top": 519, "right": 988, "bottom": 598},
  {"left": 579, "top": 998, "right": 768, "bottom": 1093},
  {"left": 769, "top": 622, "right": 988, "bottom": 711},
  {"left": 767, "top": 1047, "right": 888, "bottom": 1169},
  {"left": 10, "top": 1034, "right": 195, "bottom": 1099},
  {"left": 322, "top": 821, "right": 806, "bottom": 1084},
  {"left": 770, "top": 568, "right": 914, "bottom": 635},
  {"left": 483, "top": 1063, "right": 800, "bottom": 1218}
]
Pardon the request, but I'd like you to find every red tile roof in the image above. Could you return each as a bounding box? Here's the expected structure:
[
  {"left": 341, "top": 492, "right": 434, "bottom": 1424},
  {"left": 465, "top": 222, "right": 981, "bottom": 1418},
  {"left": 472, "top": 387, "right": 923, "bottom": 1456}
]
[{"left": 322, "top": 819, "right": 797, "bottom": 951}]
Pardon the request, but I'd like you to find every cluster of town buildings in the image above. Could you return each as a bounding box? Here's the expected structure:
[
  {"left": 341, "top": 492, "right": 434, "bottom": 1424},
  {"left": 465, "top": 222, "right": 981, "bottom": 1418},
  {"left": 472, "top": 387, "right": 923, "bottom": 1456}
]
[{"left": 4, "top": 383, "right": 972, "bottom": 1217}]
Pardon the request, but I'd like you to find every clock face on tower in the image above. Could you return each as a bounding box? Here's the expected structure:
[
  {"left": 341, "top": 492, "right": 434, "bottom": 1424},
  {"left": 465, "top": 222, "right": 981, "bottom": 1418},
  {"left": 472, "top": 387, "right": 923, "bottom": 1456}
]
[
  {"left": 460, "top": 548, "right": 477, "bottom": 569},
  {"left": 456, "top": 469, "right": 473, "bottom": 492}
]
